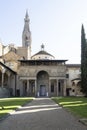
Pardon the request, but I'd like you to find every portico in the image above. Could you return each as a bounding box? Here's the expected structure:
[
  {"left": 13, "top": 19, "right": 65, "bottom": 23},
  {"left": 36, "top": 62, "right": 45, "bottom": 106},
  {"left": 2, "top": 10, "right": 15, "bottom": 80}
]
[
  {"left": 49, "top": 78, "right": 66, "bottom": 97},
  {"left": 0, "top": 61, "right": 17, "bottom": 97},
  {"left": 19, "top": 74, "right": 66, "bottom": 97},
  {"left": 19, "top": 77, "right": 37, "bottom": 96}
]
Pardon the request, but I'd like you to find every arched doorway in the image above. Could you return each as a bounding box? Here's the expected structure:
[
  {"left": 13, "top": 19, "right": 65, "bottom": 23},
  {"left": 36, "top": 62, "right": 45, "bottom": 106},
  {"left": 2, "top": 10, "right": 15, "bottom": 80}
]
[{"left": 37, "top": 71, "right": 49, "bottom": 96}]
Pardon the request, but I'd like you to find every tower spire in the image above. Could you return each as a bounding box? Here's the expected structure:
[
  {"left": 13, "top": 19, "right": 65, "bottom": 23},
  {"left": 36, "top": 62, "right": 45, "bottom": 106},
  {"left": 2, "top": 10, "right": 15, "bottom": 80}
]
[
  {"left": 22, "top": 10, "right": 31, "bottom": 59},
  {"left": 25, "top": 9, "right": 29, "bottom": 19},
  {"left": 22, "top": 10, "right": 31, "bottom": 47}
]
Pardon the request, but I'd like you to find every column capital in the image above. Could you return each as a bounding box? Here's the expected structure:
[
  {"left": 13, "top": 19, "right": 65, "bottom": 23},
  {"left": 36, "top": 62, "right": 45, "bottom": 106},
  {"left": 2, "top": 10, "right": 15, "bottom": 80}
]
[{"left": 2, "top": 68, "right": 6, "bottom": 73}]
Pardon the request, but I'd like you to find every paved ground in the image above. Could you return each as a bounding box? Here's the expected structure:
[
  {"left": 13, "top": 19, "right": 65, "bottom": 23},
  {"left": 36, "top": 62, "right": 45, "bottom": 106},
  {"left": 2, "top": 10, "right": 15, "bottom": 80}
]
[{"left": 0, "top": 98, "right": 87, "bottom": 130}]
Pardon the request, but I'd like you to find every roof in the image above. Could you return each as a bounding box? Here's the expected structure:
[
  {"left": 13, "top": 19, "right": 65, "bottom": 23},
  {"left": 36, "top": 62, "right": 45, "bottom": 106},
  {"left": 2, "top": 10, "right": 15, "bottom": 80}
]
[
  {"left": 19, "top": 59, "right": 68, "bottom": 64},
  {"left": 0, "top": 62, "right": 16, "bottom": 74},
  {"left": 1, "top": 51, "right": 21, "bottom": 62},
  {"left": 31, "top": 50, "right": 55, "bottom": 58},
  {"left": 19, "top": 59, "right": 68, "bottom": 62},
  {"left": 66, "top": 64, "right": 80, "bottom": 67},
  {"left": 19, "top": 59, "right": 68, "bottom": 66},
  {"left": 71, "top": 78, "right": 81, "bottom": 81}
]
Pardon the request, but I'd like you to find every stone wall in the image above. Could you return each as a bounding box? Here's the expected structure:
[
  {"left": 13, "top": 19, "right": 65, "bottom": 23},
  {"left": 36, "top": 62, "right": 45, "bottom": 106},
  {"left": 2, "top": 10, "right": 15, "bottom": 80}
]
[
  {"left": 18, "top": 65, "right": 66, "bottom": 78},
  {"left": 0, "top": 87, "right": 10, "bottom": 98},
  {"left": 16, "top": 47, "right": 28, "bottom": 59}
]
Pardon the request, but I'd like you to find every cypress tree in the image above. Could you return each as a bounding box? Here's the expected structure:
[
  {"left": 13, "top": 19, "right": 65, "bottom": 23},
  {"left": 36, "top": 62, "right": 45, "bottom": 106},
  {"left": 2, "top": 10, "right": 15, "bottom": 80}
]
[{"left": 81, "top": 24, "right": 87, "bottom": 96}]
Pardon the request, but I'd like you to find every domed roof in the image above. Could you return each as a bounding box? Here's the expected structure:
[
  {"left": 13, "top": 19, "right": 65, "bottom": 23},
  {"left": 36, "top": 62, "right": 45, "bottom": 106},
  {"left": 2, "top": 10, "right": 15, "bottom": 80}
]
[
  {"left": 32, "top": 50, "right": 54, "bottom": 57},
  {"left": 31, "top": 44, "right": 55, "bottom": 60}
]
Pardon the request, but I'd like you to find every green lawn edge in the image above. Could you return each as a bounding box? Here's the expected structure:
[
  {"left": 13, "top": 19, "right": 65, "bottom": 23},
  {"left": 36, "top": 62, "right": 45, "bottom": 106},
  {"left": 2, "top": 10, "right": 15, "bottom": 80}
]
[
  {"left": 0, "top": 97, "right": 33, "bottom": 119},
  {"left": 52, "top": 97, "right": 87, "bottom": 118}
]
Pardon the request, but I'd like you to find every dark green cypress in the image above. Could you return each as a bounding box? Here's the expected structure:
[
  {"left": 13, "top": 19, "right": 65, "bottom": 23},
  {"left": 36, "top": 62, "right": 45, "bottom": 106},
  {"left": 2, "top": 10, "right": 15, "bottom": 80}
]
[{"left": 81, "top": 24, "right": 87, "bottom": 96}]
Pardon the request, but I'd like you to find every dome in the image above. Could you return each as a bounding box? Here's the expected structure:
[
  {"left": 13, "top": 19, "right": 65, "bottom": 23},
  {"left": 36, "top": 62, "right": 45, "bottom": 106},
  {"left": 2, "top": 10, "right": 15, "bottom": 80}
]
[{"left": 31, "top": 44, "right": 55, "bottom": 60}]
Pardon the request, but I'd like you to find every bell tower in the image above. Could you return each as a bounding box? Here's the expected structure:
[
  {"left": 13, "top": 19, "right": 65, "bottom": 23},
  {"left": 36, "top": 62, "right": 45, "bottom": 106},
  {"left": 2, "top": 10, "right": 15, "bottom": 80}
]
[{"left": 22, "top": 10, "right": 31, "bottom": 59}]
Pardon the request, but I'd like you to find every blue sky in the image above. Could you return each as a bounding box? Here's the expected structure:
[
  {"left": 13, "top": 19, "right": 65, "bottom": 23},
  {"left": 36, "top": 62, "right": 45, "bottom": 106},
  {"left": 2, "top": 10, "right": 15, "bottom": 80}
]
[{"left": 0, "top": 0, "right": 87, "bottom": 63}]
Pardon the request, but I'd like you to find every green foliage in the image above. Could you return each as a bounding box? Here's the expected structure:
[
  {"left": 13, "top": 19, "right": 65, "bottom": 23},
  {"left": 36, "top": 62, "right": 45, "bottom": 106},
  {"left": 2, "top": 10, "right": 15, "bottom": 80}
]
[
  {"left": 81, "top": 24, "right": 87, "bottom": 96},
  {"left": 52, "top": 97, "right": 87, "bottom": 118}
]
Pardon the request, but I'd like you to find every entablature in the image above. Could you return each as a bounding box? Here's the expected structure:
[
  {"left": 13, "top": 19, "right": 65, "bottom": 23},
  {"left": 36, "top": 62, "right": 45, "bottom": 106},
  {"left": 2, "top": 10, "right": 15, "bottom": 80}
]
[{"left": 19, "top": 59, "right": 68, "bottom": 66}]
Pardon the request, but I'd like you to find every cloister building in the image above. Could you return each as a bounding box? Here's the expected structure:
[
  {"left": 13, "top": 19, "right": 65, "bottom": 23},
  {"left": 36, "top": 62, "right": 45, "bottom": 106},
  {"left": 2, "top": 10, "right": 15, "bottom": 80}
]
[{"left": 0, "top": 11, "right": 82, "bottom": 97}]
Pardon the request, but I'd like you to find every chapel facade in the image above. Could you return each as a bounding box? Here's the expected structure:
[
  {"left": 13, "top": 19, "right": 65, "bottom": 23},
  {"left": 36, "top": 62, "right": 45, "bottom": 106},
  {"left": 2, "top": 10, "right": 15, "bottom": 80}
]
[{"left": 0, "top": 11, "right": 83, "bottom": 97}]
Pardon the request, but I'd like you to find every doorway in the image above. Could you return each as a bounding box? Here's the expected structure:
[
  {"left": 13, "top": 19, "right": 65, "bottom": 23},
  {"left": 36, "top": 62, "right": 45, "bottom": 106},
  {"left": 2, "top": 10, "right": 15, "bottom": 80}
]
[
  {"left": 37, "top": 70, "right": 49, "bottom": 97},
  {"left": 40, "top": 85, "right": 46, "bottom": 96},
  {"left": 66, "top": 88, "right": 70, "bottom": 96}
]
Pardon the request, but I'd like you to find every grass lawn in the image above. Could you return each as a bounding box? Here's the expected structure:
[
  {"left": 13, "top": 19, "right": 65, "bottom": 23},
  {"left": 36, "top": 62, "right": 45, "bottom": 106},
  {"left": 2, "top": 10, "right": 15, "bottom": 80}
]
[
  {"left": 52, "top": 97, "right": 87, "bottom": 118},
  {"left": 0, "top": 97, "right": 33, "bottom": 118}
]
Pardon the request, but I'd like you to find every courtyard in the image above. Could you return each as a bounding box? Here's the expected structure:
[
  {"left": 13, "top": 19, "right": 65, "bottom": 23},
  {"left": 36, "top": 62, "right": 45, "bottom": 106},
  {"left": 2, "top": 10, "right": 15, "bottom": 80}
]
[{"left": 0, "top": 97, "right": 87, "bottom": 130}]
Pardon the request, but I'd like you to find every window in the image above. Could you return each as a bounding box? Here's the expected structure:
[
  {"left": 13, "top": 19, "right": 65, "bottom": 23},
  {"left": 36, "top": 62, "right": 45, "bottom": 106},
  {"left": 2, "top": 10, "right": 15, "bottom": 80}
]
[
  {"left": 66, "top": 74, "right": 69, "bottom": 78},
  {"left": 58, "top": 82, "right": 61, "bottom": 92},
  {"left": 72, "top": 82, "right": 75, "bottom": 86},
  {"left": 51, "top": 84, "right": 54, "bottom": 93},
  {"left": 72, "top": 89, "right": 75, "bottom": 92},
  {"left": 77, "top": 81, "right": 81, "bottom": 86},
  {"left": 25, "top": 36, "right": 28, "bottom": 40}
]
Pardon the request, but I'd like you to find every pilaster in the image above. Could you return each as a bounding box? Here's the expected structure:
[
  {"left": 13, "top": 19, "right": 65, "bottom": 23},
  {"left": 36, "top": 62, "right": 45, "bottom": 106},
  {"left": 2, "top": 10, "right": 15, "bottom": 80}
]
[
  {"left": 35, "top": 79, "right": 37, "bottom": 96},
  {"left": 63, "top": 79, "right": 66, "bottom": 96},
  {"left": 27, "top": 80, "right": 29, "bottom": 96},
  {"left": 1, "top": 68, "right": 5, "bottom": 88},
  {"left": 56, "top": 79, "right": 59, "bottom": 96}
]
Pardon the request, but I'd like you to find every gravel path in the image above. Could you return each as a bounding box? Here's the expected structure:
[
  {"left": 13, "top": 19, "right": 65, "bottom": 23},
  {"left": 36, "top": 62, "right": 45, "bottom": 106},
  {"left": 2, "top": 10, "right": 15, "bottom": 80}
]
[{"left": 0, "top": 98, "right": 87, "bottom": 130}]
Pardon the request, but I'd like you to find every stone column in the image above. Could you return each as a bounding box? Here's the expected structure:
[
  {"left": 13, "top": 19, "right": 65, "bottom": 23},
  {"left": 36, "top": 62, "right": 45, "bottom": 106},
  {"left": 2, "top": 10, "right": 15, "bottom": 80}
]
[
  {"left": 61, "top": 80, "right": 64, "bottom": 96},
  {"left": 63, "top": 79, "right": 66, "bottom": 96},
  {"left": 27, "top": 80, "right": 29, "bottom": 96},
  {"left": 7, "top": 72, "right": 11, "bottom": 88},
  {"left": 35, "top": 79, "right": 37, "bottom": 97},
  {"left": 2, "top": 73, "right": 4, "bottom": 88},
  {"left": 1, "top": 68, "right": 5, "bottom": 88},
  {"left": 56, "top": 79, "right": 58, "bottom": 96},
  {"left": 49, "top": 79, "right": 51, "bottom": 97}
]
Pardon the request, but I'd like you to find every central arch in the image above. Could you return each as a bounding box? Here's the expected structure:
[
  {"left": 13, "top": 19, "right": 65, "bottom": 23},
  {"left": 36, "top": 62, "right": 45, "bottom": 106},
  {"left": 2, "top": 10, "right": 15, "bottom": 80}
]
[{"left": 37, "top": 70, "right": 49, "bottom": 96}]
